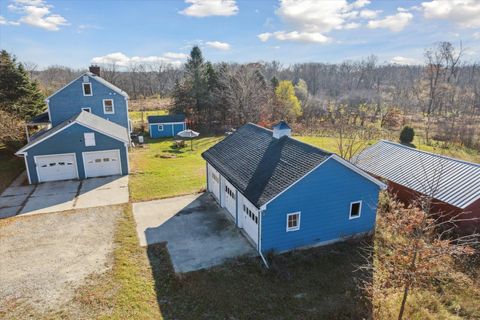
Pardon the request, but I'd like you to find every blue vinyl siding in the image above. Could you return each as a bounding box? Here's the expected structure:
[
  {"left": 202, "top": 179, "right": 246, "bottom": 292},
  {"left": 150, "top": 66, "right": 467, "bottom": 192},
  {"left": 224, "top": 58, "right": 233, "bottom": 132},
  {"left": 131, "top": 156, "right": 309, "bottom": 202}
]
[
  {"left": 25, "top": 123, "right": 128, "bottom": 184},
  {"left": 149, "top": 122, "right": 186, "bottom": 138},
  {"left": 48, "top": 75, "right": 129, "bottom": 128},
  {"left": 261, "top": 158, "right": 380, "bottom": 253}
]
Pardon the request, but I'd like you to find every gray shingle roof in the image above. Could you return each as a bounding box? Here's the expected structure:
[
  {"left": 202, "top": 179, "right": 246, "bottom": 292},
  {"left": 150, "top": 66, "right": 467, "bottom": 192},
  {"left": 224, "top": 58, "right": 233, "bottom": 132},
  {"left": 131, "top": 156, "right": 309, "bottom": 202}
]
[
  {"left": 202, "top": 123, "right": 332, "bottom": 208},
  {"left": 148, "top": 114, "right": 186, "bottom": 123},
  {"left": 353, "top": 140, "right": 480, "bottom": 209},
  {"left": 17, "top": 111, "right": 129, "bottom": 154}
]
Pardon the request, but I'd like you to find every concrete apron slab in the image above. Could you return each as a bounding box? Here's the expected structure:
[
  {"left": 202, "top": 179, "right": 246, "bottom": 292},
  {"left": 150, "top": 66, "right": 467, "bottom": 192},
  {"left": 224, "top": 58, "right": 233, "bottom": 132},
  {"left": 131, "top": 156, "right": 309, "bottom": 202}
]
[
  {"left": 1, "top": 176, "right": 130, "bottom": 217},
  {"left": 133, "top": 193, "right": 257, "bottom": 273}
]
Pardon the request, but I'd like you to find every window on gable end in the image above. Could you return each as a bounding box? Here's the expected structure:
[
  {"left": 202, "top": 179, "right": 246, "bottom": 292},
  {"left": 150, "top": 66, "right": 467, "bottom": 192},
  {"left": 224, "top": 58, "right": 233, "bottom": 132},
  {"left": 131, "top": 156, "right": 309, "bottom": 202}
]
[{"left": 83, "top": 83, "right": 92, "bottom": 96}]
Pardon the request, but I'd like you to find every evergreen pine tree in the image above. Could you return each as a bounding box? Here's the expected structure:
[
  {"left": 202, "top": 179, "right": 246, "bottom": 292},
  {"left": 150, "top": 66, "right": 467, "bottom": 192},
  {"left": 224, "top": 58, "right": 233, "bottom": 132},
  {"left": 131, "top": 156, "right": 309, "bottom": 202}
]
[{"left": 0, "top": 50, "right": 45, "bottom": 119}]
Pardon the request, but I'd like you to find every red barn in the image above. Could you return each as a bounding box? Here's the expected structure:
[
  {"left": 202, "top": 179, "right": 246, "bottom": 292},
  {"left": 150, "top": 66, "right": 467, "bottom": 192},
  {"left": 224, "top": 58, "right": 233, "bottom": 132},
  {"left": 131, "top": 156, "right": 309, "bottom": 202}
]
[{"left": 354, "top": 140, "right": 480, "bottom": 233}]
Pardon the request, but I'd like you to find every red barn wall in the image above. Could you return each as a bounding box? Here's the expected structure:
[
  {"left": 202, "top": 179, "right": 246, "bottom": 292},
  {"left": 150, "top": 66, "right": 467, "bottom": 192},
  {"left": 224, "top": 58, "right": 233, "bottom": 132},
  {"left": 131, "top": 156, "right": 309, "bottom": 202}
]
[{"left": 386, "top": 180, "right": 479, "bottom": 234}]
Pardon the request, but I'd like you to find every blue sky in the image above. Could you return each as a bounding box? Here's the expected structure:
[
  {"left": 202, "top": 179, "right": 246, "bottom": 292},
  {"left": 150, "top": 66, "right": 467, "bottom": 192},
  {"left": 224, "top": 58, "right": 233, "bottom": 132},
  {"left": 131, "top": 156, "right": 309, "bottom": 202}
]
[{"left": 1, "top": 0, "right": 479, "bottom": 69}]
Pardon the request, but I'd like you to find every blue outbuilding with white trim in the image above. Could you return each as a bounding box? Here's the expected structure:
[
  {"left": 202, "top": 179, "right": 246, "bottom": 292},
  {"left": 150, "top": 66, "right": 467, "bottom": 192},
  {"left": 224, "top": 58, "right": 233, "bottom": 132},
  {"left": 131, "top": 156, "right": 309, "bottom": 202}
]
[
  {"left": 202, "top": 122, "right": 386, "bottom": 257},
  {"left": 148, "top": 114, "right": 186, "bottom": 138}
]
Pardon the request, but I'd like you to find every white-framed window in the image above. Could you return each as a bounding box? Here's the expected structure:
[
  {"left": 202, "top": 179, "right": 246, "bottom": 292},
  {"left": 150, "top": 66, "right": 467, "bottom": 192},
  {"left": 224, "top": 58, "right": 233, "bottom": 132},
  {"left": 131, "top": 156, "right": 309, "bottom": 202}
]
[
  {"left": 286, "top": 212, "right": 300, "bottom": 232},
  {"left": 103, "top": 99, "right": 114, "bottom": 114},
  {"left": 84, "top": 132, "right": 96, "bottom": 146},
  {"left": 82, "top": 107, "right": 91, "bottom": 113},
  {"left": 349, "top": 201, "right": 362, "bottom": 219},
  {"left": 82, "top": 83, "right": 92, "bottom": 96},
  {"left": 157, "top": 124, "right": 164, "bottom": 131}
]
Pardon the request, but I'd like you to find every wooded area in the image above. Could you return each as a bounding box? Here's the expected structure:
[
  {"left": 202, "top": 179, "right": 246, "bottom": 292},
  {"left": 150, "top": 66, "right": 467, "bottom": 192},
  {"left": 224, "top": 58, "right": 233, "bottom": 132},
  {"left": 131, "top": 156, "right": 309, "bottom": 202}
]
[{"left": 2, "top": 41, "right": 479, "bottom": 151}]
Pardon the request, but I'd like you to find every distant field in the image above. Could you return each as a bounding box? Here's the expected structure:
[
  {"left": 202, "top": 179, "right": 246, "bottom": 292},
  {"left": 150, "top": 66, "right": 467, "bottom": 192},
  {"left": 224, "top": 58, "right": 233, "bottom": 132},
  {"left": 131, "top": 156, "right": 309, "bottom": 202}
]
[{"left": 128, "top": 97, "right": 172, "bottom": 111}]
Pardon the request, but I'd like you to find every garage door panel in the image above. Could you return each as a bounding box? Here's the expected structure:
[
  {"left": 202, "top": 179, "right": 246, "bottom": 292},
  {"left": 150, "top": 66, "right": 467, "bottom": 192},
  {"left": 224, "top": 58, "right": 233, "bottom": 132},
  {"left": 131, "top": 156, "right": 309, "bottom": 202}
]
[
  {"left": 83, "top": 150, "right": 122, "bottom": 178},
  {"left": 36, "top": 154, "right": 78, "bottom": 182}
]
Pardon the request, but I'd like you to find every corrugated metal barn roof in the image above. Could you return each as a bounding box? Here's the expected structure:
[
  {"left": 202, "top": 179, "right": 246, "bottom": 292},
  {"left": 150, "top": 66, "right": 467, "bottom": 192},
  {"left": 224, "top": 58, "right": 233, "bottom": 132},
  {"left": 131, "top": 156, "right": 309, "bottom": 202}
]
[{"left": 353, "top": 140, "right": 480, "bottom": 209}]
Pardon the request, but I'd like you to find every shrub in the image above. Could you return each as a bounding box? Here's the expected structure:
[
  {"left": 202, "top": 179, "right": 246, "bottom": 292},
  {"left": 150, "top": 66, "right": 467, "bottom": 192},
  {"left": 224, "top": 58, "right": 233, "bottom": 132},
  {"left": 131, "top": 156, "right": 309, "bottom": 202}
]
[{"left": 399, "top": 126, "right": 415, "bottom": 144}]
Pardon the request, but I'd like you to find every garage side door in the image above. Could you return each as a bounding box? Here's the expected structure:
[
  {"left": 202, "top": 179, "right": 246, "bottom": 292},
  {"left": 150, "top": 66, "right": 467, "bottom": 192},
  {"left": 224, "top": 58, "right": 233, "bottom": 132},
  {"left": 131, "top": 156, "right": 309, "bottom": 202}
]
[
  {"left": 83, "top": 150, "right": 122, "bottom": 178},
  {"left": 35, "top": 154, "right": 78, "bottom": 182}
]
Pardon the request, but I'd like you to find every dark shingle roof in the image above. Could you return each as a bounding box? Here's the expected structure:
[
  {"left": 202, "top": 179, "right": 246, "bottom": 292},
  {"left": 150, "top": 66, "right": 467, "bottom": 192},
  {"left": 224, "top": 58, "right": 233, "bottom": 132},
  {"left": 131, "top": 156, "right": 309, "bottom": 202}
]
[
  {"left": 202, "top": 123, "right": 332, "bottom": 208},
  {"left": 148, "top": 114, "right": 186, "bottom": 123}
]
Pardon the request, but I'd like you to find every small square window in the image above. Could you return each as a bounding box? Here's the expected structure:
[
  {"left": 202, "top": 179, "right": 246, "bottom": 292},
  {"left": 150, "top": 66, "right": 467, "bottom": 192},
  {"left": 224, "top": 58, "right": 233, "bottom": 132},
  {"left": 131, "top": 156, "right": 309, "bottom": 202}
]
[
  {"left": 158, "top": 124, "right": 164, "bottom": 131},
  {"left": 103, "top": 99, "right": 114, "bottom": 114},
  {"left": 84, "top": 132, "right": 96, "bottom": 147},
  {"left": 349, "top": 201, "right": 362, "bottom": 219},
  {"left": 286, "top": 212, "right": 300, "bottom": 232},
  {"left": 83, "top": 83, "right": 92, "bottom": 96}
]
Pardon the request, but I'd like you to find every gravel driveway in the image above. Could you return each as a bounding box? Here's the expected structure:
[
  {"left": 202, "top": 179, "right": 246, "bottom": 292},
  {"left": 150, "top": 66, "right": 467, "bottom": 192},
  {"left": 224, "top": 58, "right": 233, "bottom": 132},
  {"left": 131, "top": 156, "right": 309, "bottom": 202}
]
[{"left": 0, "top": 206, "right": 121, "bottom": 317}]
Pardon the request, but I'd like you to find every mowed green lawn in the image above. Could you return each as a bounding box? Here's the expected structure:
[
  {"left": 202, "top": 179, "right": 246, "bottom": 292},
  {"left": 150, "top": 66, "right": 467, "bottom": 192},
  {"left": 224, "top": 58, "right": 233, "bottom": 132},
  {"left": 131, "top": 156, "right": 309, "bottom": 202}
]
[
  {"left": 129, "top": 136, "right": 222, "bottom": 202},
  {"left": 129, "top": 134, "right": 480, "bottom": 202}
]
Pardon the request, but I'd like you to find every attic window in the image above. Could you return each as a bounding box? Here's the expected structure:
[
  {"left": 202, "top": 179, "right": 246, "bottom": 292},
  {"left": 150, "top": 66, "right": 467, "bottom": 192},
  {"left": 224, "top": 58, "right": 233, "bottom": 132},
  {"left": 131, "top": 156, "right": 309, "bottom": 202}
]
[
  {"left": 84, "top": 132, "right": 96, "bottom": 147},
  {"left": 103, "top": 99, "right": 114, "bottom": 114},
  {"left": 349, "top": 201, "right": 362, "bottom": 219},
  {"left": 83, "top": 83, "right": 92, "bottom": 96},
  {"left": 286, "top": 212, "right": 300, "bottom": 232}
]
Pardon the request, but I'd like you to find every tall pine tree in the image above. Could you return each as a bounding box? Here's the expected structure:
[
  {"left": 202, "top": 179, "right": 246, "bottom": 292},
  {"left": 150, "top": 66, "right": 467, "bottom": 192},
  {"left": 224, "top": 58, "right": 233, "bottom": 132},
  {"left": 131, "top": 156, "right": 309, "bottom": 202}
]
[{"left": 0, "top": 50, "right": 45, "bottom": 119}]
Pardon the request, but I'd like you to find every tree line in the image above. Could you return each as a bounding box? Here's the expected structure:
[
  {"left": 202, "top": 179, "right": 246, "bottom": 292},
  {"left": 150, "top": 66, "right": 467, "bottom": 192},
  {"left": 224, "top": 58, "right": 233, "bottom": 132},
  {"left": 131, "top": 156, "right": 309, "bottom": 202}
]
[{"left": 2, "top": 41, "right": 479, "bottom": 149}]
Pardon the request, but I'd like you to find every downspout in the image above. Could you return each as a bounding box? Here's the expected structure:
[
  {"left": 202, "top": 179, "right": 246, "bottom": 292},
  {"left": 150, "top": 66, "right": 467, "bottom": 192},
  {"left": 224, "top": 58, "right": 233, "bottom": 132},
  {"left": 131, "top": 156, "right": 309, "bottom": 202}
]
[{"left": 258, "top": 209, "right": 269, "bottom": 269}]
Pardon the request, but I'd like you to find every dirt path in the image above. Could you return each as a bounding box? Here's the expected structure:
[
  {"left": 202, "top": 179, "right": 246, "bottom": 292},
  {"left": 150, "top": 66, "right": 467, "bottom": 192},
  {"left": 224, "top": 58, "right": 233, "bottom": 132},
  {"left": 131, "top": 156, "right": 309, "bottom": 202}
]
[{"left": 0, "top": 206, "right": 122, "bottom": 318}]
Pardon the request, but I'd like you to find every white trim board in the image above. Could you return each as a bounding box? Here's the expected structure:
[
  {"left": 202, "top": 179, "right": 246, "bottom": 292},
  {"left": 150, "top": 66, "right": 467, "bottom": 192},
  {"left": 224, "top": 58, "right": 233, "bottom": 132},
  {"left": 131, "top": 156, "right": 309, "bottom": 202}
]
[
  {"left": 46, "top": 72, "right": 128, "bottom": 101},
  {"left": 16, "top": 119, "right": 129, "bottom": 155},
  {"left": 148, "top": 122, "right": 186, "bottom": 125}
]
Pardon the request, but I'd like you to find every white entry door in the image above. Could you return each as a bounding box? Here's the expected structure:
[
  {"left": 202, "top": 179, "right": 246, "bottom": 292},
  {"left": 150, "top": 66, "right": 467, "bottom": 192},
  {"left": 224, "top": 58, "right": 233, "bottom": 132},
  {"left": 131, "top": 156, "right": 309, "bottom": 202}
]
[
  {"left": 223, "top": 181, "right": 236, "bottom": 219},
  {"left": 35, "top": 153, "right": 78, "bottom": 182},
  {"left": 83, "top": 149, "right": 122, "bottom": 178}
]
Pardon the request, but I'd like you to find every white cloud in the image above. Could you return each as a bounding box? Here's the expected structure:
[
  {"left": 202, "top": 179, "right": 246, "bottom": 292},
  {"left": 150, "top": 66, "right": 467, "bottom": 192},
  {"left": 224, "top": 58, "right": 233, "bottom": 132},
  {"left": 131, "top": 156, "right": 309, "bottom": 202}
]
[
  {"left": 206, "top": 41, "right": 231, "bottom": 50},
  {"left": 390, "top": 56, "right": 421, "bottom": 65},
  {"left": 359, "top": 9, "right": 381, "bottom": 19},
  {"left": 91, "top": 52, "right": 188, "bottom": 67},
  {"left": 474, "top": 32, "right": 480, "bottom": 40},
  {"left": 422, "top": 0, "right": 480, "bottom": 28},
  {"left": 0, "top": 15, "right": 20, "bottom": 25},
  {"left": 258, "top": 31, "right": 331, "bottom": 44},
  {"left": 258, "top": 0, "right": 379, "bottom": 44},
  {"left": 180, "top": 0, "right": 238, "bottom": 17},
  {"left": 367, "top": 12, "right": 413, "bottom": 32},
  {"left": 7, "top": 0, "right": 68, "bottom": 31}
]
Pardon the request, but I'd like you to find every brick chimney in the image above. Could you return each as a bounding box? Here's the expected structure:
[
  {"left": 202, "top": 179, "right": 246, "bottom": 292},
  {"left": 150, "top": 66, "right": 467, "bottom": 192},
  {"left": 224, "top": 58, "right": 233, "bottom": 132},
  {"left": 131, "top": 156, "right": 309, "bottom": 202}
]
[
  {"left": 89, "top": 65, "right": 100, "bottom": 77},
  {"left": 272, "top": 120, "right": 291, "bottom": 139}
]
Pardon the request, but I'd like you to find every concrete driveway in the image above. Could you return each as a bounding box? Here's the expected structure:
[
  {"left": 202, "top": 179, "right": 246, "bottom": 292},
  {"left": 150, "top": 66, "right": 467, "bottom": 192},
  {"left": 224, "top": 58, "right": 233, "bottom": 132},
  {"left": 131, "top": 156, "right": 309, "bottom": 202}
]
[
  {"left": 0, "top": 175, "right": 129, "bottom": 218},
  {"left": 133, "top": 193, "right": 256, "bottom": 273}
]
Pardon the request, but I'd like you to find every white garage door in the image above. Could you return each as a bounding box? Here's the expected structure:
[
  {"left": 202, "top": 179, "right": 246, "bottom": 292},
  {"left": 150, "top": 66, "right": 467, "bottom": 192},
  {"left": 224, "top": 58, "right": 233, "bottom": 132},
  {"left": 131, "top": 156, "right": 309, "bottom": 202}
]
[
  {"left": 208, "top": 164, "right": 221, "bottom": 201},
  {"left": 35, "top": 153, "right": 78, "bottom": 182},
  {"left": 223, "top": 180, "right": 236, "bottom": 219},
  {"left": 83, "top": 150, "right": 122, "bottom": 178},
  {"left": 240, "top": 197, "right": 258, "bottom": 246}
]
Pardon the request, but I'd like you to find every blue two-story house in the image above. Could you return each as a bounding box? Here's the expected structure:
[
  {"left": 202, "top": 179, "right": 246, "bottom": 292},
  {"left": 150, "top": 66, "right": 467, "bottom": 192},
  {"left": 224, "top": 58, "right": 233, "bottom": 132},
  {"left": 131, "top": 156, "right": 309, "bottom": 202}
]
[
  {"left": 16, "top": 66, "right": 131, "bottom": 184},
  {"left": 202, "top": 121, "right": 386, "bottom": 256}
]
